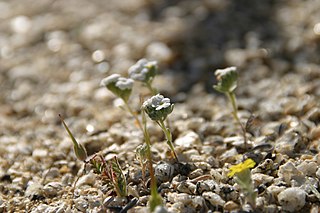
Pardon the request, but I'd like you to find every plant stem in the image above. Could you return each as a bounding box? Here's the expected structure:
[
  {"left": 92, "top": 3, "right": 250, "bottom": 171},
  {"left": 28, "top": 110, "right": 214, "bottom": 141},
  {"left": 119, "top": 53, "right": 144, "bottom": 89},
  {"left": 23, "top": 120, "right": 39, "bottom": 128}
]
[
  {"left": 145, "top": 81, "right": 158, "bottom": 95},
  {"left": 142, "top": 111, "right": 162, "bottom": 211},
  {"left": 123, "top": 100, "right": 143, "bottom": 132},
  {"left": 226, "top": 92, "right": 247, "bottom": 150},
  {"left": 157, "top": 120, "right": 179, "bottom": 162}
]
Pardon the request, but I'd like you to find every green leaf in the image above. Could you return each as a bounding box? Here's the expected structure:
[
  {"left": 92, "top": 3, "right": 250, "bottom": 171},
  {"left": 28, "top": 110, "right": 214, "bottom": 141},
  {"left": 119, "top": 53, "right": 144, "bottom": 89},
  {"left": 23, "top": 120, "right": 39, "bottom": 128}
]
[
  {"left": 59, "top": 114, "right": 87, "bottom": 161},
  {"left": 110, "top": 156, "right": 127, "bottom": 197}
]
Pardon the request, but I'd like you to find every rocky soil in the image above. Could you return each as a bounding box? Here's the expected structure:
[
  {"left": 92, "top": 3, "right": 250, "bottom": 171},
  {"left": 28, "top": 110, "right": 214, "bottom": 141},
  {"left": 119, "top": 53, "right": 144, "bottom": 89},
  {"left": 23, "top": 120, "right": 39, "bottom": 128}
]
[{"left": 1, "top": 0, "right": 320, "bottom": 212}]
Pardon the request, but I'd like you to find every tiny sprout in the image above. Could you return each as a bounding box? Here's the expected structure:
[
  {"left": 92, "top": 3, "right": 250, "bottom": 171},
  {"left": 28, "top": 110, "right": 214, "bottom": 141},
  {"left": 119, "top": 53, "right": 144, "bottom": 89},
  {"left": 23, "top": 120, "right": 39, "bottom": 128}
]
[
  {"left": 228, "top": 158, "right": 257, "bottom": 209},
  {"left": 128, "top": 58, "right": 158, "bottom": 94},
  {"left": 136, "top": 144, "right": 148, "bottom": 184},
  {"left": 110, "top": 156, "right": 127, "bottom": 197},
  {"left": 59, "top": 114, "right": 87, "bottom": 161},
  {"left": 90, "top": 155, "right": 127, "bottom": 197},
  {"left": 213, "top": 67, "right": 248, "bottom": 149},
  {"left": 100, "top": 74, "right": 134, "bottom": 102},
  {"left": 142, "top": 94, "right": 178, "bottom": 161}
]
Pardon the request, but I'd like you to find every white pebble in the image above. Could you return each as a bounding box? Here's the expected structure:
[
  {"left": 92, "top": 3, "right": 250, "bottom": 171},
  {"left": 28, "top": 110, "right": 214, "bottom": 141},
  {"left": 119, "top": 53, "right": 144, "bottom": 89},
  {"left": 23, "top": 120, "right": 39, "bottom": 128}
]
[
  {"left": 146, "top": 42, "right": 173, "bottom": 62},
  {"left": 175, "top": 131, "right": 201, "bottom": 148},
  {"left": 76, "top": 172, "right": 96, "bottom": 187},
  {"left": 297, "top": 161, "right": 318, "bottom": 176},
  {"left": 154, "top": 206, "right": 169, "bottom": 213},
  {"left": 277, "top": 187, "right": 306, "bottom": 212},
  {"left": 74, "top": 197, "right": 89, "bottom": 212},
  {"left": 25, "top": 182, "right": 44, "bottom": 199},
  {"left": 32, "top": 149, "right": 48, "bottom": 160},
  {"left": 203, "top": 191, "right": 225, "bottom": 206},
  {"left": 43, "top": 182, "right": 63, "bottom": 197},
  {"left": 11, "top": 16, "right": 32, "bottom": 34}
]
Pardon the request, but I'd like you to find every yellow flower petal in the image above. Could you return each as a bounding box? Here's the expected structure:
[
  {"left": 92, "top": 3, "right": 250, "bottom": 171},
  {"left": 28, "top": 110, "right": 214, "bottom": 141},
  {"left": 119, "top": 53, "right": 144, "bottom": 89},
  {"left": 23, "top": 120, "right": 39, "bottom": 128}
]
[{"left": 227, "top": 158, "right": 256, "bottom": 177}]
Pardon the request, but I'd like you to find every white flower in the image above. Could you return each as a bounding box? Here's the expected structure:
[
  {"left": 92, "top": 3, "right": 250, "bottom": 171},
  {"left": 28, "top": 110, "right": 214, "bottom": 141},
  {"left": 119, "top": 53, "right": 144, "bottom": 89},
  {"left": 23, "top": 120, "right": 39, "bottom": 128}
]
[
  {"left": 100, "top": 74, "right": 133, "bottom": 102},
  {"left": 143, "top": 94, "right": 173, "bottom": 121},
  {"left": 100, "top": 74, "right": 120, "bottom": 87},
  {"left": 115, "top": 77, "right": 134, "bottom": 90},
  {"left": 128, "top": 59, "right": 157, "bottom": 82},
  {"left": 215, "top": 66, "right": 237, "bottom": 80},
  {"left": 143, "top": 94, "right": 171, "bottom": 110}
]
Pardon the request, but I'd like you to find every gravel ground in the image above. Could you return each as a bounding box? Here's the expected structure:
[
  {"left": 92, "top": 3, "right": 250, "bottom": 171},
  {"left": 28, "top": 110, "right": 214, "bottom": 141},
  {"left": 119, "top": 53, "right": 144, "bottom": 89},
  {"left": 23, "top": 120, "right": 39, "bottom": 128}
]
[{"left": 1, "top": 0, "right": 320, "bottom": 212}]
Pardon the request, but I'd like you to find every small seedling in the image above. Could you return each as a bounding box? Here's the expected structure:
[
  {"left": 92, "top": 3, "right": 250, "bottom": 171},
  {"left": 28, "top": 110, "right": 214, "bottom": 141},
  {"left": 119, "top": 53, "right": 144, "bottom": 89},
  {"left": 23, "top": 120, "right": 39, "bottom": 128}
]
[
  {"left": 135, "top": 143, "right": 148, "bottom": 186},
  {"left": 128, "top": 58, "right": 158, "bottom": 95},
  {"left": 110, "top": 156, "right": 128, "bottom": 197},
  {"left": 59, "top": 114, "right": 88, "bottom": 162},
  {"left": 228, "top": 158, "right": 257, "bottom": 209},
  {"left": 90, "top": 154, "right": 127, "bottom": 197},
  {"left": 59, "top": 114, "right": 88, "bottom": 194},
  {"left": 142, "top": 94, "right": 178, "bottom": 162},
  {"left": 213, "top": 67, "right": 248, "bottom": 149}
]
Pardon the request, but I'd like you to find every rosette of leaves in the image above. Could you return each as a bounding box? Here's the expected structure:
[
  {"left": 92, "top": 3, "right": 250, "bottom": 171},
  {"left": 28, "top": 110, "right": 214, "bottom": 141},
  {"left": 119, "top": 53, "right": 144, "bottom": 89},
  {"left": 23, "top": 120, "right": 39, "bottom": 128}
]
[{"left": 90, "top": 155, "right": 127, "bottom": 197}]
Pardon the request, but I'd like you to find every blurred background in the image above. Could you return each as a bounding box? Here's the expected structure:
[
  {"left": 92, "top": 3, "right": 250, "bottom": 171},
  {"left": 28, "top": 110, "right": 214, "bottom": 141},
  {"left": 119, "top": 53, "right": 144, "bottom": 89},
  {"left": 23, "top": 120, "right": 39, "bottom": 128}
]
[{"left": 0, "top": 0, "right": 320, "bottom": 133}]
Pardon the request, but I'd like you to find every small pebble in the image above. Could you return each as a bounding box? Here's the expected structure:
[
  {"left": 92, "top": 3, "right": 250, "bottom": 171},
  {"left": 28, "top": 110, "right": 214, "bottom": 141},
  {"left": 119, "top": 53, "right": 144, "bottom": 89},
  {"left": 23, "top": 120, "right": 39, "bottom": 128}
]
[
  {"left": 155, "top": 162, "right": 175, "bottom": 182},
  {"left": 296, "top": 161, "right": 318, "bottom": 176},
  {"left": 202, "top": 191, "right": 225, "bottom": 206},
  {"left": 154, "top": 206, "right": 169, "bottom": 213},
  {"left": 74, "top": 197, "right": 89, "bottom": 212},
  {"left": 188, "top": 168, "right": 204, "bottom": 179},
  {"left": 174, "top": 131, "right": 201, "bottom": 148},
  {"left": 223, "top": 201, "right": 240, "bottom": 211},
  {"left": 25, "top": 182, "right": 44, "bottom": 200},
  {"left": 277, "top": 187, "right": 306, "bottom": 212},
  {"left": 75, "top": 172, "right": 96, "bottom": 187},
  {"left": 43, "top": 182, "right": 63, "bottom": 197},
  {"left": 177, "top": 181, "right": 196, "bottom": 194}
]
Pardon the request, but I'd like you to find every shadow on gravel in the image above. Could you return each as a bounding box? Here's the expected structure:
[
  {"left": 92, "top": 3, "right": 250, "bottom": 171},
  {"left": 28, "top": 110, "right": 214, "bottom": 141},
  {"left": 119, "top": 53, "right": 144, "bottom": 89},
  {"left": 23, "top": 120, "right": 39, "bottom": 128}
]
[{"left": 146, "top": 0, "right": 282, "bottom": 92}]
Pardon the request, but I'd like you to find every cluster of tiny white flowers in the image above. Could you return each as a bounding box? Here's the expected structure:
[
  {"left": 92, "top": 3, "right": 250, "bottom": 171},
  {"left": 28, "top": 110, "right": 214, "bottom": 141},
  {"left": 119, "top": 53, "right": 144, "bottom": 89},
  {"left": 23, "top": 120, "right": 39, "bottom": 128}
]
[
  {"left": 100, "top": 74, "right": 133, "bottom": 90},
  {"left": 115, "top": 77, "right": 134, "bottom": 90},
  {"left": 128, "top": 59, "right": 157, "bottom": 81},
  {"left": 100, "top": 74, "right": 121, "bottom": 86},
  {"left": 215, "top": 66, "right": 237, "bottom": 79},
  {"left": 143, "top": 94, "right": 171, "bottom": 111}
]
